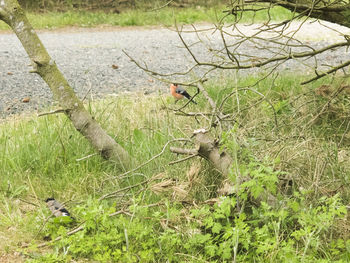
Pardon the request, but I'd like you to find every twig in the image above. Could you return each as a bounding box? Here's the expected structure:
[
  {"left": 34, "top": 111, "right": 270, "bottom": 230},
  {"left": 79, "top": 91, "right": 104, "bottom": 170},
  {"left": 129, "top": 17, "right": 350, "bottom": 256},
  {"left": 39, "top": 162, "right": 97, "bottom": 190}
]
[
  {"left": 76, "top": 153, "right": 98, "bottom": 162},
  {"left": 149, "top": 0, "right": 174, "bottom": 11},
  {"left": 170, "top": 147, "right": 198, "bottom": 155},
  {"left": 34, "top": 213, "right": 55, "bottom": 240},
  {"left": 37, "top": 109, "right": 66, "bottom": 117},
  {"left": 307, "top": 85, "right": 347, "bottom": 125},
  {"left": 195, "top": 79, "right": 225, "bottom": 131},
  {"left": 175, "top": 111, "right": 217, "bottom": 116},
  {"left": 197, "top": 81, "right": 217, "bottom": 111},
  {"left": 168, "top": 154, "right": 197, "bottom": 165},
  {"left": 109, "top": 209, "right": 132, "bottom": 217},
  {"left": 302, "top": 60, "right": 350, "bottom": 85},
  {"left": 19, "top": 198, "right": 39, "bottom": 207},
  {"left": 82, "top": 86, "right": 93, "bottom": 102}
]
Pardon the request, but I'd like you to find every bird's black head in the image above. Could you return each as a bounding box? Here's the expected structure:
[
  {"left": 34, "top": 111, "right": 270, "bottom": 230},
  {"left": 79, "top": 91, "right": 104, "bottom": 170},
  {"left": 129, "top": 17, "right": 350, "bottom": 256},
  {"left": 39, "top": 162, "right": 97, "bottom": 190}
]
[
  {"left": 172, "top": 83, "right": 178, "bottom": 86},
  {"left": 45, "top": 197, "right": 55, "bottom": 202}
]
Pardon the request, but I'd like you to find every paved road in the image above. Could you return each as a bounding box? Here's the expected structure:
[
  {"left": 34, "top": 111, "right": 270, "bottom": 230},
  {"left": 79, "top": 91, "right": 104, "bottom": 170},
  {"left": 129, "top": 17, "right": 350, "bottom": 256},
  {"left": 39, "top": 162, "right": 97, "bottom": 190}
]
[{"left": 0, "top": 21, "right": 349, "bottom": 116}]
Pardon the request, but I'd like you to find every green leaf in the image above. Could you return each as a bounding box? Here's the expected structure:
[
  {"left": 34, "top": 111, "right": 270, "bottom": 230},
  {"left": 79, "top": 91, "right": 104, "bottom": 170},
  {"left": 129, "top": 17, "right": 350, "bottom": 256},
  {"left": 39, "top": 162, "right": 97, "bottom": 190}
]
[{"left": 212, "top": 222, "right": 222, "bottom": 234}]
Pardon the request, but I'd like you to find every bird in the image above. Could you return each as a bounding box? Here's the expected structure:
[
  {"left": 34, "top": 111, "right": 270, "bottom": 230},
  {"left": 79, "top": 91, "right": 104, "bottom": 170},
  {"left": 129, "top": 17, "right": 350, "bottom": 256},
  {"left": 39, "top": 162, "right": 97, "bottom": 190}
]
[
  {"left": 45, "top": 198, "right": 73, "bottom": 218},
  {"left": 170, "top": 83, "right": 197, "bottom": 104}
]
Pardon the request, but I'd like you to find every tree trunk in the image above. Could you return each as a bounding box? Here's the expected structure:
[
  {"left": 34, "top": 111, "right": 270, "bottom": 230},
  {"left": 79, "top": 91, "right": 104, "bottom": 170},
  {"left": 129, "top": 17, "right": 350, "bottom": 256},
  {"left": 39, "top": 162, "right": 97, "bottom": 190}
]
[
  {"left": 248, "top": 0, "right": 350, "bottom": 28},
  {"left": 194, "top": 133, "right": 233, "bottom": 176},
  {"left": 170, "top": 132, "right": 233, "bottom": 176},
  {"left": 0, "top": 0, "right": 130, "bottom": 168}
]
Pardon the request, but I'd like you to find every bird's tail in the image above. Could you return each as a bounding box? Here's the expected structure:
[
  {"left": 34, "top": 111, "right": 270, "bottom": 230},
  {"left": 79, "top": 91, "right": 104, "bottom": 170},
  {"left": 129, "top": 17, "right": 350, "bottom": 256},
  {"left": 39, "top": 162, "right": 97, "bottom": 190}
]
[
  {"left": 190, "top": 99, "right": 197, "bottom": 104},
  {"left": 183, "top": 93, "right": 197, "bottom": 104}
]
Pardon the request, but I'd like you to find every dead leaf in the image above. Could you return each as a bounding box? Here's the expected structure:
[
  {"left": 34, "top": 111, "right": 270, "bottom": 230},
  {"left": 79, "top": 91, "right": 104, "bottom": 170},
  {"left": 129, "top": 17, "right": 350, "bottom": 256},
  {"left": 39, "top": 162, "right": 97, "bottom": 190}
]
[
  {"left": 218, "top": 180, "right": 235, "bottom": 196},
  {"left": 112, "top": 64, "right": 119, "bottom": 69},
  {"left": 187, "top": 162, "right": 200, "bottom": 182},
  {"left": 150, "top": 179, "right": 174, "bottom": 194},
  {"left": 172, "top": 184, "right": 189, "bottom": 200},
  {"left": 22, "top": 97, "right": 30, "bottom": 103}
]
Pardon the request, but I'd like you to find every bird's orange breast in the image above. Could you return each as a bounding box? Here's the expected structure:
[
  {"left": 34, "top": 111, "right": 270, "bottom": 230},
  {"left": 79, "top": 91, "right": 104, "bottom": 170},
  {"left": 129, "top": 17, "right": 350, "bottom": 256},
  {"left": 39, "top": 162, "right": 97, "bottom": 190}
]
[{"left": 170, "top": 85, "right": 184, "bottom": 100}]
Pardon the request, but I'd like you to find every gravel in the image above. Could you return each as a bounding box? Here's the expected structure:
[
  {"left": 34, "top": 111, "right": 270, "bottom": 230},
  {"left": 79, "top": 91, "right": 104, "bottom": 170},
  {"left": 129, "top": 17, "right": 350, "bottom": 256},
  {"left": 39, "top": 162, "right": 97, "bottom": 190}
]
[{"left": 0, "top": 21, "right": 350, "bottom": 117}]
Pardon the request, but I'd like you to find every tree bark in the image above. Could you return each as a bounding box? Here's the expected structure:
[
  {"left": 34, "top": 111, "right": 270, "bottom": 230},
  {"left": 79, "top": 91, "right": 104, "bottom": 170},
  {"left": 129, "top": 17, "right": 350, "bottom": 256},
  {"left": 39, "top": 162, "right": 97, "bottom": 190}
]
[
  {"left": 0, "top": 0, "right": 130, "bottom": 168},
  {"left": 194, "top": 133, "right": 233, "bottom": 176},
  {"left": 246, "top": 0, "right": 350, "bottom": 28},
  {"left": 170, "top": 132, "right": 233, "bottom": 176}
]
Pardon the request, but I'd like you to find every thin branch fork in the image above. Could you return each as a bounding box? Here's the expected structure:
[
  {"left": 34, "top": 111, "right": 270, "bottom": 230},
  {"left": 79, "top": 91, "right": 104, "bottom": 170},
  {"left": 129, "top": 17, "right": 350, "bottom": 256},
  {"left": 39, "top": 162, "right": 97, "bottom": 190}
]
[
  {"left": 187, "top": 41, "right": 350, "bottom": 70},
  {"left": 176, "top": 17, "right": 350, "bottom": 83},
  {"left": 302, "top": 59, "right": 350, "bottom": 85}
]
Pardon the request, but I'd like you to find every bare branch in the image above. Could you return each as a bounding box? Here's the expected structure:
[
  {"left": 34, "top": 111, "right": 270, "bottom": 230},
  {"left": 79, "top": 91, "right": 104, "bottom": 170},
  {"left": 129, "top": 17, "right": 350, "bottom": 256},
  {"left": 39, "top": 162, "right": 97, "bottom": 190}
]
[
  {"left": 170, "top": 147, "right": 198, "bottom": 155},
  {"left": 168, "top": 154, "right": 197, "bottom": 165},
  {"left": 37, "top": 109, "right": 66, "bottom": 117},
  {"left": 302, "top": 59, "right": 350, "bottom": 85}
]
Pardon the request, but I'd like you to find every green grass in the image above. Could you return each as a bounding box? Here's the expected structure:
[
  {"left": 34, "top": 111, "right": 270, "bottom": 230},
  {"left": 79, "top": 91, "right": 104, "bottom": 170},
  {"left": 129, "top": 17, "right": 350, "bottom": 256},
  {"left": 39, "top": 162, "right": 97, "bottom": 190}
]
[
  {"left": 0, "top": 6, "right": 292, "bottom": 30},
  {"left": 2, "top": 74, "right": 350, "bottom": 261}
]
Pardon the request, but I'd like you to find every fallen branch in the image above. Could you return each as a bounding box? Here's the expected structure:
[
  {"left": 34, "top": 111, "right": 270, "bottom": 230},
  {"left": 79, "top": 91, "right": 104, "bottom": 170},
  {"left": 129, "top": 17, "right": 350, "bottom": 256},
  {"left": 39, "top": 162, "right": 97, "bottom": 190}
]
[
  {"left": 170, "top": 130, "right": 233, "bottom": 176},
  {"left": 170, "top": 147, "right": 198, "bottom": 155},
  {"left": 37, "top": 109, "right": 66, "bottom": 117},
  {"left": 194, "top": 132, "right": 233, "bottom": 176}
]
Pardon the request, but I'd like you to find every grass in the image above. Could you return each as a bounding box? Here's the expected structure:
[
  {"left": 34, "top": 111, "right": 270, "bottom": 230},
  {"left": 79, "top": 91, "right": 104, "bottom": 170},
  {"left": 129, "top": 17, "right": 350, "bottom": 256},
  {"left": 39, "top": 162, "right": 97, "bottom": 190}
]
[
  {"left": 0, "top": 5, "right": 293, "bottom": 30},
  {"left": 1, "top": 73, "right": 350, "bottom": 261}
]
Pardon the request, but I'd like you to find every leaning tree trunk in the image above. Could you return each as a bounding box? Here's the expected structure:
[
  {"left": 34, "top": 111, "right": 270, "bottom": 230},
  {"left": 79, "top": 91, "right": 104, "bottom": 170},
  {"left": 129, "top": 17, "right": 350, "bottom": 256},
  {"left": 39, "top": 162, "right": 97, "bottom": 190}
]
[
  {"left": 0, "top": 0, "right": 130, "bottom": 168},
  {"left": 246, "top": 0, "right": 350, "bottom": 28}
]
